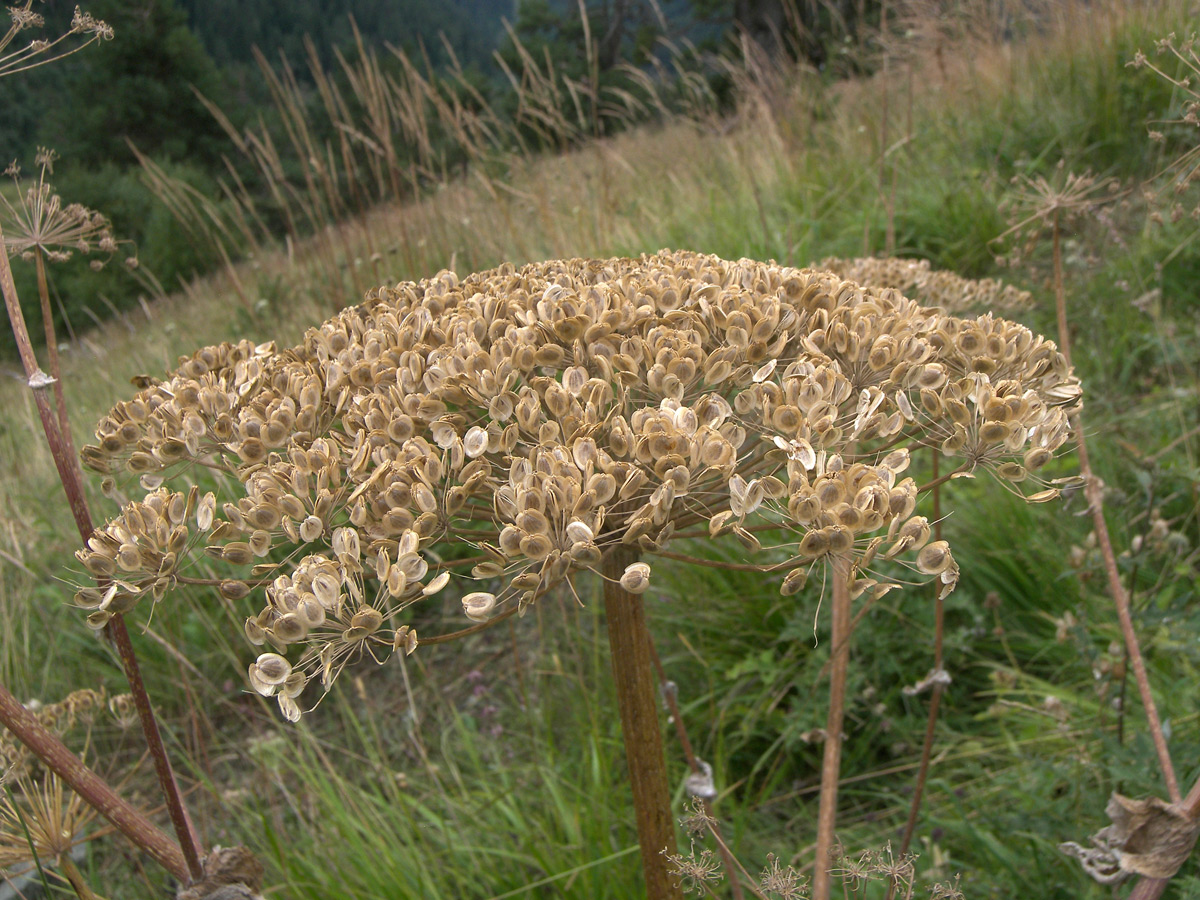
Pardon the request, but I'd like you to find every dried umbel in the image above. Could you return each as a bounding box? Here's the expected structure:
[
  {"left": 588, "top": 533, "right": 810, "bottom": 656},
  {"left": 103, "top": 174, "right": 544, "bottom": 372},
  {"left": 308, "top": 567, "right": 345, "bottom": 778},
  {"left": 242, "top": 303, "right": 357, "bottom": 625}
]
[
  {"left": 0, "top": 688, "right": 107, "bottom": 777},
  {"left": 0, "top": 2, "right": 113, "bottom": 79},
  {"left": 76, "top": 251, "right": 1080, "bottom": 720},
  {"left": 1, "top": 149, "right": 134, "bottom": 269},
  {"left": 819, "top": 256, "right": 1033, "bottom": 314}
]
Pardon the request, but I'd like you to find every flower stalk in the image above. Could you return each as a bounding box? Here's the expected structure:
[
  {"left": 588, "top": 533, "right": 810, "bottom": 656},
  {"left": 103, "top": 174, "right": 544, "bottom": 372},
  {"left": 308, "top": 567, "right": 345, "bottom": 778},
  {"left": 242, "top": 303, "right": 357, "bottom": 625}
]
[
  {"left": 602, "top": 544, "right": 682, "bottom": 900},
  {"left": 1, "top": 224, "right": 206, "bottom": 883},
  {"left": 811, "top": 554, "right": 852, "bottom": 900},
  {"left": 895, "top": 452, "right": 946, "bottom": 866},
  {"left": 1048, "top": 208, "right": 1180, "bottom": 805}
]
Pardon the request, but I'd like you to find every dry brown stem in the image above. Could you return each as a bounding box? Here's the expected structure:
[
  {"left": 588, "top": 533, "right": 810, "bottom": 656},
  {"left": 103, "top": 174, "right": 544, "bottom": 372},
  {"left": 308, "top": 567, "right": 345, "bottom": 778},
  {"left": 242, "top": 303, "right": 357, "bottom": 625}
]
[
  {"left": 891, "top": 453, "right": 947, "bottom": 899},
  {"left": 647, "top": 637, "right": 745, "bottom": 900},
  {"left": 0, "top": 225, "right": 205, "bottom": 882},
  {"left": 1049, "top": 210, "right": 1179, "bottom": 805},
  {"left": 811, "top": 554, "right": 852, "bottom": 900},
  {"left": 602, "top": 544, "right": 682, "bottom": 900},
  {"left": 0, "top": 683, "right": 187, "bottom": 880}
]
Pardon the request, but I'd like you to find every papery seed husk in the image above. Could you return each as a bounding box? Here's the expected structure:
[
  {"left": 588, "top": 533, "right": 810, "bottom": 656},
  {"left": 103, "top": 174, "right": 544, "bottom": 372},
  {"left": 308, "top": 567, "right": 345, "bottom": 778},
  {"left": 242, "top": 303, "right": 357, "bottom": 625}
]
[
  {"left": 423, "top": 571, "right": 451, "bottom": 595},
  {"left": 253, "top": 652, "right": 291, "bottom": 686},
  {"left": 463, "top": 591, "right": 497, "bottom": 621},
  {"left": 620, "top": 562, "right": 651, "bottom": 593},
  {"left": 351, "top": 607, "right": 384, "bottom": 632},
  {"left": 916, "top": 540, "right": 953, "bottom": 575}
]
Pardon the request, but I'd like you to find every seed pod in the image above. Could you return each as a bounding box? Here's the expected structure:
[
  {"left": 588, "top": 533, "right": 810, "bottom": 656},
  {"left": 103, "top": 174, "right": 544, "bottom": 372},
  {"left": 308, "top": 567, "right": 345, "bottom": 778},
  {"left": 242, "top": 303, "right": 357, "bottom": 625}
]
[
  {"left": 249, "top": 653, "right": 291, "bottom": 694},
  {"left": 350, "top": 607, "right": 384, "bottom": 633},
  {"left": 916, "top": 540, "right": 953, "bottom": 575},
  {"left": 393, "top": 625, "right": 418, "bottom": 655},
  {"left": 222, "top": 542, "right": 254, "bottom": 566},
  {"left": 462, "top": 591, "right": 497, "bottom": 622},
  {"left": 619, "top": 562, "right": 651, "bottom": 594},
  {"left": 220, "top": 580, "right": 251, "bottom": 601}
]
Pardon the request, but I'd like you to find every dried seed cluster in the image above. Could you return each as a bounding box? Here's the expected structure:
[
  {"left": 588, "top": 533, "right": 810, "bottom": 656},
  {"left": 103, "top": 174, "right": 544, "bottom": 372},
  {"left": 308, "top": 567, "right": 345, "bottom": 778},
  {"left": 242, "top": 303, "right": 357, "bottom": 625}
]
[
  {"left": 76, "top": 251, "right": 1080, "bottom": 720},
  {"left": 818, "top": 256, "right": 1032, "bottom": 313},
  {"left": 0, "top": 688, "right": 109, "bottom": 777}
]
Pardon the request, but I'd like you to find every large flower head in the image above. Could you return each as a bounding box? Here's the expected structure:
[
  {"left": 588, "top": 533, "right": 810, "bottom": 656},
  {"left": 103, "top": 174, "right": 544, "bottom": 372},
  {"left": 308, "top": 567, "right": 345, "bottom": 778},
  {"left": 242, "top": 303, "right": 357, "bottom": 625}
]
[{"left": 77, "top": 251, "right": 1080, "bottom": 719}]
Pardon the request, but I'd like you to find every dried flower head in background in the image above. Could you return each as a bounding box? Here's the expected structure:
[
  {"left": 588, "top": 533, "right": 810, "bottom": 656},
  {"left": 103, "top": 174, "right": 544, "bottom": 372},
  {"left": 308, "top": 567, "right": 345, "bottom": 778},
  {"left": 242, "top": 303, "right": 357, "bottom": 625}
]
[
  {"left": 0, "top": 2, "right": 112, "bottom": 79},
  {"left": 664, "top": 842, "right": 723, "bottom": 894},
  {"left": 0, "top": 689, "right": 111, "bottom": 879},
  {"left": 818, "top": 256, "right": 1033, "bottom": 314},
  {"left": 1129, "top": 32, "right": 1200, "bottom": 224},
  {"left": 0, "top": 688, "right": 106, "bottom": 777},
  {"left": 0, "top": 769, "right": 97, "bottom": 872},
  {"left": 1, "top": 149, "right": 133, "bottom": 269},
  {"left": 75, "top": 251, "right": 1080, "bottom": 721},
  {"left": 995, "top": 165, "right": 1121, "bottom": 267}
]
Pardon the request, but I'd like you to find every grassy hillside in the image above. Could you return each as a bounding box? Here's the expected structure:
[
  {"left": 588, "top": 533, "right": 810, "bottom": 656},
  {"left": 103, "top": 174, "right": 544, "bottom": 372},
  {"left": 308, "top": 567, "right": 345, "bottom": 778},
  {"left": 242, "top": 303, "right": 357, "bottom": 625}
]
[{"left": 2, "top": 1, "right": 1199, "bottom": 897}]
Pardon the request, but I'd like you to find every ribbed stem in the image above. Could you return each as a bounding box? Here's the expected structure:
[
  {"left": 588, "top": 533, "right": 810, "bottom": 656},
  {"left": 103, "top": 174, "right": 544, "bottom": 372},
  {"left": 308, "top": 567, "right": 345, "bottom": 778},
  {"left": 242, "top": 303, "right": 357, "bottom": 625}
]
[
  {"left": 0, "top": 683, "right": 188, "bottom": 880},
  {"left": 811, "top": 555, "right": 852, "bottom": 900},
  {"left": 1, "top": 226, "right": 205, "bottom": 883},
  {"left": 895, "top": 453, "right": 946, "bottom": 869},
  {"left": 602, "top": 544, "right": 682, "bottom": 900}
]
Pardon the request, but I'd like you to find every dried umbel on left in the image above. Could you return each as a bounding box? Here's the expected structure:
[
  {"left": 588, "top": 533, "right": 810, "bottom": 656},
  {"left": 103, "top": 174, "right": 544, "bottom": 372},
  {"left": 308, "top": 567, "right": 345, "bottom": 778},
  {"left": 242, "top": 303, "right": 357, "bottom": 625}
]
[{"left": 75, "top": 250, "right": 1080, "bottom": 721}]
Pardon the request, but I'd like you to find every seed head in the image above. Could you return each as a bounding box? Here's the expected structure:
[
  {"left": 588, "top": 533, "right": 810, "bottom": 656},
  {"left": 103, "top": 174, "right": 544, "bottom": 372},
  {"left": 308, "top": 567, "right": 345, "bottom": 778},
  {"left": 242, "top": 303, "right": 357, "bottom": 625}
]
[{"left": 74, "top": 251, "right": 1079, "bottom": 720}]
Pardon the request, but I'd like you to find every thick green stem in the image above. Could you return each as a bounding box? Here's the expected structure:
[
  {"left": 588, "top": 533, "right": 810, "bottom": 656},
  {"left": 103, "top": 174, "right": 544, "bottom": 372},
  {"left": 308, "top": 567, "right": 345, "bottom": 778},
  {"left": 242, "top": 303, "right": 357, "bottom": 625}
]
[
  {"left": 602, "top": 544, "right": 682, "bottom": 900},
  {"left": 811, "top": 555, "right": 852, "bottom": 900}
]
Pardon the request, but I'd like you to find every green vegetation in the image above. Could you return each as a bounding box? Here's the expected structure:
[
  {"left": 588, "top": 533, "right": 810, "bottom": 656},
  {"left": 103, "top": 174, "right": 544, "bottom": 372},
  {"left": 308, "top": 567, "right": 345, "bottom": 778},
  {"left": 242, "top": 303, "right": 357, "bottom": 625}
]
[{"left": 2, "top": 0, "right": 1200, "bottom": 898}]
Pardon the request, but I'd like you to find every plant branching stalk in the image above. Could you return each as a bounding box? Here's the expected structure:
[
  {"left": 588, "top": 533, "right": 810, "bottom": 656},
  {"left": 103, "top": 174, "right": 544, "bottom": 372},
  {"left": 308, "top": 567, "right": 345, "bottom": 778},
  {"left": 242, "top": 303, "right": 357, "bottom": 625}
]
[
  {"left": 1, "top": 227, "right": 206, "bottom": 882},
  {"left": 0, "top": 683, "right": 188, "bottom": 880},
  {"left": 106, "top": 616, "right": 205, "bottom": 880},
  {"left": 1, "top": 242, "right": 92, "bottom": 537},
  {"left": 58, "top": 854, "right": 99, "bottom": 900},
  {"left": 33, "top": 247, "right": 81, "bottom": 479},
  {"left": 601, "top": 544, "right": 682, "bottom": 900},
  {"left": 895, "top": 453, "right": 946, "bottom": 869},
  {"left": 811, "top": 554, "right": 852, "bottom": 900},
  {"left": 648, "top": 637, "right": 746, "bottom": 900},
  {"left": 1049, "top": 210, "right": 1191, "bottom": 899},
  {"left": 1050, "top": 211, "right": 1180, "bottom": 805}
]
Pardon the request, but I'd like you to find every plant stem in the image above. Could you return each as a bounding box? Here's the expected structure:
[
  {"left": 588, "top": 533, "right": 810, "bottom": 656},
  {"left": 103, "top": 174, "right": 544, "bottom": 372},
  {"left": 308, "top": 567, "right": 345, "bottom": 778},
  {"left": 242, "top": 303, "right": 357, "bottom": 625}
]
[
  {"left": 812, "top": 554, "right": 852, "bottom": 900},
  {"left": 33, "top": 247, "right": 85, "bottom": 492},
  {"left": 107, "top": 616, "right": 205, "bottom": 880},
  {"left": 647, "top": 638, "right": 747, "bottom": 900},
  {"left": 59, "top": 854, "right": 99, "bottom": 900},
  {"left": 1, "top": 226, "right": 206, "bottom": 883},
  {"left": 1048, "top": 208, "right": 1192, "bottom": 899},
  {"left": 602, "top": 544, "right": 682, "bottom": 900},
  {"left": 1049, "top": 210, "right": 1180, "bottom": 805},
  {"left": 895, "top": 454, "right": 946, "bottom": 869},
  {"left": 0, "top": 684, "right": 188, "bottom": 880},
  {"left": 1, "top": 241, "right": 93, "bottom": 537}
]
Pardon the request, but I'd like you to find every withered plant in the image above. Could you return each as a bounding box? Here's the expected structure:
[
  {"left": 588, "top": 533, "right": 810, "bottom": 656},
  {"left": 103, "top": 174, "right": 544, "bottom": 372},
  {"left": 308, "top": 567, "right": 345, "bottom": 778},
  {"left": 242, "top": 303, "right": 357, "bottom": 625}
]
[
  {"left": 0, "top": 1, "right": 112, "bottom": 78},
  {"left": 0, "top": 6, "right": 222, "bottom": 894},
  {"left": 72, "top": 250, "right": 1079, "bottom": 898},
  {"left": 1000, "top": 156, "right": 1200, "bottom": 899}
]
